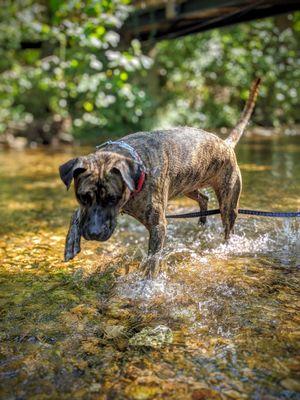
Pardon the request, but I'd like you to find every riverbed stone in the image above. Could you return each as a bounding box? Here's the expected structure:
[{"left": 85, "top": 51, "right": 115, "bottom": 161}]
[
  {"left": 129, "top": 325, "right": 173, "bottom": 348},
  {"left": 280, "top": 378, "right": 300, "bottom": 392},
  {"left": 103, "top": 323, "right": 126, "bottom": 339},
  {"left": 125, "top": 384, "right": 162, "bottom": 400}
]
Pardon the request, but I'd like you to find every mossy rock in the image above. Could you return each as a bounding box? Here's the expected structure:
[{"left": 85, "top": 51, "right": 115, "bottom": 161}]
[{"left": 129, "top": 325, "right": 173, "bottom": 348}]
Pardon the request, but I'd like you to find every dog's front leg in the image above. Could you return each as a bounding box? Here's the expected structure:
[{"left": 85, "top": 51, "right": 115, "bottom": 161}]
[
  {"left": 141, "top": 211, "right": 167, "bottom": 279},
  {"left": 64, "top": 208, "right": 82, "bottom": 261}
]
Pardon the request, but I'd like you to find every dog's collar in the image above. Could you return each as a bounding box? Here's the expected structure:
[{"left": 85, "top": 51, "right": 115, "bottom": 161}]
[{"left": 96, "top": 140, "right": 146, "bottom": 195}]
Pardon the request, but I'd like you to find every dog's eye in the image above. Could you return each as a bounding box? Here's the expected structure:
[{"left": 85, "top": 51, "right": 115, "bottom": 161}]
[{"left": 79, "top": 193, "right": 92, "bottom": 206}]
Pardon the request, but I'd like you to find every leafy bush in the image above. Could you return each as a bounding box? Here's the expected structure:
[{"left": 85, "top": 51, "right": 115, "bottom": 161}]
[
  {"left": 0, "top": 0, "right": 152, "bottom": 143},
  {"left": 0, "top": 2, "right": 299, "bottom": 145},
  {"left": 151, "top": 13, "right": 300, "bottom": 130}
]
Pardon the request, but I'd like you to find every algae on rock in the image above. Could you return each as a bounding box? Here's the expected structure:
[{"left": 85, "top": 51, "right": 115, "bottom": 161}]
[{"left": 129, "top": 325, "right": 173, "bottom": 348}]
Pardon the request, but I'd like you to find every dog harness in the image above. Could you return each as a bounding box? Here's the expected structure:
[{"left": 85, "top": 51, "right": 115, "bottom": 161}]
[{"left": 96, "top": 140, "right": 146, "bottom": 196}]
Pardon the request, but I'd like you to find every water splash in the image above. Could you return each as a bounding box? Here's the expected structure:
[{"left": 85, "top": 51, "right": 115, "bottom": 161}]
[
  {"left": 117, "top": 271, "right": 182, "bottom": 303},
  {"left": 166, "top": 215, "right": 299, "bottom": 261},
  {"left": 116, "top": 215, "right": 299, "bottom": 308}
]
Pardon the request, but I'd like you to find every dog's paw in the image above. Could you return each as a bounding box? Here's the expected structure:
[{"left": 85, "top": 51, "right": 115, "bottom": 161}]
[
  {"left": 140, "top": 255, "right": 162, "bottom": 279},
  {"left": 198, "top": 216, "right": 207, "bottom": 225}
]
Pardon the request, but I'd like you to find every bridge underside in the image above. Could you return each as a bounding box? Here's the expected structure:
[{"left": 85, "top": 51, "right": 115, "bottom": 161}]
[{"left": 121, "top": 0, "right": 300, "bottom": 42}]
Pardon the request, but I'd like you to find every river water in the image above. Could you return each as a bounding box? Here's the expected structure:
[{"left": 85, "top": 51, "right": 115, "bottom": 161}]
[{"left": 0, "top": 135, "right": 299, "bottom": 399}]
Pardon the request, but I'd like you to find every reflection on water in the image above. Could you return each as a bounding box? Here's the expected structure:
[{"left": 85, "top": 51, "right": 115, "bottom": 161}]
[{"left": 0, "top": 135, "right": 299, "bottom": 399}]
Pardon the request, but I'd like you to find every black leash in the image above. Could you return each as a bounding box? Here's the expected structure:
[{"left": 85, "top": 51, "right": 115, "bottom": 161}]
[{"left": 166, "top": 209, "right": 300, "bottom": 219}]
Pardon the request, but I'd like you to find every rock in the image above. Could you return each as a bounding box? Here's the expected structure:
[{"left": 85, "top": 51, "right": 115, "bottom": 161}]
[
  {"left": 70, "top": 304, "right": 97, "bottom": 316},
  {"left": 129, "top": 325, "right": 173, "bottom": 348},
  {"left": 10, "top": 136, "right": 27, "bottom": 149},
  {"left": 125, "top": 384, "right": 162, "bottom": 400},
  {"left": 191, "top": 388, "right": 221, "bottom": 400},
  {"left": 103, "top": 324, "right": 125, "bottom": 339},
  {"left": 81, "top": 338, "right": 101, "bottom": 355},
  {"left": 222, "top": 389, "right": 244, "bottom": 399},
  {"left": 90, "top": 383, "right": 102, "bottom": 392},
  {"left": 105, "top": 301, "right": 131, "bottom": 320},
  {"left": 280, "top": 378, "right": 300, "bottom": 392}
]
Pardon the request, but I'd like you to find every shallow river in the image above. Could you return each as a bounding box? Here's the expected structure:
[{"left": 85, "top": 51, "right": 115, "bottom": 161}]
[{"left": 0, "top": 135, "right": 299, "bottom": 400}]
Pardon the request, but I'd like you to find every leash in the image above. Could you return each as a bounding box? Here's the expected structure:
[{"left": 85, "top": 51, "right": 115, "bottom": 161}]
[
  {"left": 166, "top": 209, "right": 300, "bottom": 219},
  {"left": 96, "top": 142, "right": 299, "bottom": 219}
]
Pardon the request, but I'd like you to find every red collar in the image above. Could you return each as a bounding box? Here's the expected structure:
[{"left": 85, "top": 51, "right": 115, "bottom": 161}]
[{"left": 131, "top": 170, "right": 146, "bottom": 197}]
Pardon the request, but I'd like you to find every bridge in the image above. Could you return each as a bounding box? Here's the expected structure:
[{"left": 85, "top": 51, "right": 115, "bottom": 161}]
[{"left": 121, "top": 0, "right": 300, "bottom": 42}]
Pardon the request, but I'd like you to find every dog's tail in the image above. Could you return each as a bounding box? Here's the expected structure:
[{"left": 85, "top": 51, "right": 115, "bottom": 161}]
[{"left": 225, "top": 77, "right": 261, "bottom": 148}]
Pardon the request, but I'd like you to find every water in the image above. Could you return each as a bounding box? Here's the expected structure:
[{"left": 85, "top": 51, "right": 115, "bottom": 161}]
[{"left": 0, "top": 135, "right": 299, "bottom": 399}]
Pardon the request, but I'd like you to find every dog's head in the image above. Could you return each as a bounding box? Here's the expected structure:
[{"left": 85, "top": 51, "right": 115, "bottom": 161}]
[{"left": 59, "top": 151, "right": 139, "bottom": 241}]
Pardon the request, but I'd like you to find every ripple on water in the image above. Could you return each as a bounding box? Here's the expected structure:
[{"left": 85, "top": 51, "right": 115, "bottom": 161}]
[
  {"left": 117, "top": 216, "right": 298, "bottom": 300},
  {"left": 117, "top": 272, "right": 183, "bottom": 303},
  {"left": 165, "top": 216, "right": 299, "bottom": 261},
  {"left": 1, "top": 143, "right": 299, "bottom": 399},
  {"left": 116, "top": 215, "right": 299, "bottom": 343}
]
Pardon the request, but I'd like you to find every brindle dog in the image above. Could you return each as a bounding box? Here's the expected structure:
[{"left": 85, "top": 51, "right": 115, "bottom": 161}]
[{"left": 59, "top": 78, "right": 261, "bottom": 277}]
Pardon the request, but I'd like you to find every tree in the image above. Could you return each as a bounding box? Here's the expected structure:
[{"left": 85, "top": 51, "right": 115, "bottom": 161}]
[
  {"left": 150, "top": 13, "right": 300, "bottom": 130},
  {"left": 0, "top": 0, "right": 152, "bottom": 144},
  {"left": 0, "top": 3, "right": 299, "bottom": 146}
]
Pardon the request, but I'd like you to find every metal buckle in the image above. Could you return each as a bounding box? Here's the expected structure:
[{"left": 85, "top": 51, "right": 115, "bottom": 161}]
[{"left": 95, "top": 140, "right": 113, "bottom": 150}]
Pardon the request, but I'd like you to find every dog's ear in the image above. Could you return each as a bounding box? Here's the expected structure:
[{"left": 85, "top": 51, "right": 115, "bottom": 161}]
[
  {"left": 112, "top": 158, "right": 136, "bottom": 192},
  {"left": 59, "top": 158, "right": 86, "bottom": 190}
]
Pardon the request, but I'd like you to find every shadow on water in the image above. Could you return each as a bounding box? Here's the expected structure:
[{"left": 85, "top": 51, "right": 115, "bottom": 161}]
[{"left": 0, "top": 135, "right": 299, "bottom": 399}]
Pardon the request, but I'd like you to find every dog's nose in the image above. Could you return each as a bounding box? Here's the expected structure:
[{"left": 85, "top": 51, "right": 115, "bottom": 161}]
[
  {"left": 88, "top": 226, "right": 102, "bottom": 240},
  {"left": 85, "top": 223, "right": 111, "bottom": 241}
]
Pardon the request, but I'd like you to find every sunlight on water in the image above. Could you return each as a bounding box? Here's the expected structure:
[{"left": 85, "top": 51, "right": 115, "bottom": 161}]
[
  {"left": 115, "top": 192, "right": 299, "bottom": 306},
  {"left": 0, "top": 136, "right": 299, "bottom": 399},
  {"left": 165, "top": 216, "right": 299, "bottom": 260},
  {"left": 116, "top": 211, "right": 299, "bottom": 354},
  {"left": 117, "top": 272, "right": 181, "bottom": 302}
]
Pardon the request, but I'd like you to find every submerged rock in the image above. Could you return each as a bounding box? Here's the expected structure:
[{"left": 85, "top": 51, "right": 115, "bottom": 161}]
[
  {"left": 280, "top": 378, "right": 300, "bottom": 392},
  {"left": 103, "top": 323, "right": 126, "bottom": 339},
  {"left": 129, "top": 325, "right": 173, "bottom": 348},
  {"left": 125, "top": 383, "right": 162, "bottom": 400}
]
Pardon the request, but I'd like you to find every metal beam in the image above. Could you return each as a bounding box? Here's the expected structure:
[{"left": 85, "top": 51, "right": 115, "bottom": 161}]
[
  {"left": 121, "top": 0, "right": 300, "bottom": 42},
  {"left": 18, "top": 0, "right": 300, "bottom": 49}
]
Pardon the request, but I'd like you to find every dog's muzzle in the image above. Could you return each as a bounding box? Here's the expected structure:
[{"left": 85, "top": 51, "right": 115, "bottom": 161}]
[{"left": 82, "top": 205, "right": 116, "bottom": 242}]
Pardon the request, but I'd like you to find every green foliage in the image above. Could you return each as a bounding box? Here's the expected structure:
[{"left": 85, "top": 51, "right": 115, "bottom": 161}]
[
  {"left": 152, "top": 13, "right": 300, "bottom": 129},
  {"left": 0, "top": 0, "right": 152, "bottom": 142},
  {"left": 0, "top": 2, "right": 299, "bottom": 144}
]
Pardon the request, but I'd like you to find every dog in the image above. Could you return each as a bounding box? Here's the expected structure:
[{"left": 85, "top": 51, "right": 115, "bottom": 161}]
[{"left": 59, "top": 78, "right": 261, "bottom": 277}]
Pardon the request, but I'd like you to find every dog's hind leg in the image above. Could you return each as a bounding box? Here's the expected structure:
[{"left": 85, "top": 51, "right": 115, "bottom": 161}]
[
  {"left": 214, "top": 169, "right": 242, "bottom": 240},
  {"left": 185, "top": 190, "right": 209, "bottom": 225}
]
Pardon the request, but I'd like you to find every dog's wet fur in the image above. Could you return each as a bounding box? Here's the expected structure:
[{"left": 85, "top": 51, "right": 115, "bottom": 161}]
[{"left": 60, "top": 78, "right": 261, "bottom": 277}]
